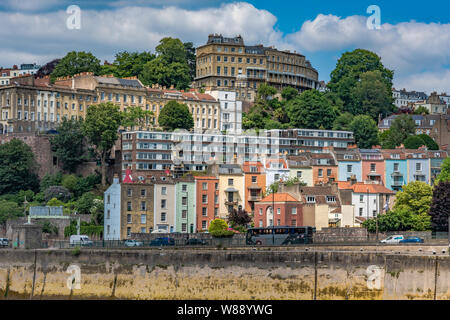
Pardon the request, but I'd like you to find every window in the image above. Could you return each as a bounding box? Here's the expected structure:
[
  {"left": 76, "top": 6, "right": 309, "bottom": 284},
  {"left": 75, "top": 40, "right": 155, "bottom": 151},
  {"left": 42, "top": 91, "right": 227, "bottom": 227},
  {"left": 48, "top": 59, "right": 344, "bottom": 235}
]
[
  {"left": 274, "top": 174, "right": 280, "bottom": 181},
  {"left": 291, "top": 207, "right": 297, "bottom": 215},
  {"left": 141, "top": 227, "right": 146, "bottom": 233},
  {"left": 277, "top": 208, "right": 281, "bottom": 215},
  {"left": 181, "top": 223, "right": 187, "bottom": 232},
  {"left": 251, "top": 176, "right": 257, "bottom": 183},
  {"left": 127, "top": 214, "right": 132, "bottom": 223},
  {"left": 140, "top": 201, "right": 146, "bottom": 211},
  {"left": 202, "top": 221, "right": 207, "bottom": 230},
  {"left": 161, "top": 212, "right": 166, "bottom": 221},
  {"left": 347, "top": 165, "right": 352, "bottom": 173},
  {"left": 141, "top": 214, "right": 146, "bottom": 224},
  {"left": 161, "top": 187, "right": 167, "bottom": 195},
  {"left": 127, "top": 202, "right": 132, "bottom": 211},
  {"left": 182, "top": 210, "right": 187, "bottom": 219},
  {"left": 228, "top": 179, "right": 234, "bottom": 186},
  {"left": 297, "top": 171, "right": 302, "bottom": 178},
  {"left": 326, "top": 196, "right": 336, "bottom": 203},
  {"left": 393, "top": 163, "right": 399, "bottom": 172},
  {"left": 202, "top": 207, "right": 207, "bottom": 216},
  {"left": 127, "top": 227, "right": 131, "bottom": 237},
  {"left": 416, "top": 163, "right": 422, "bottom": 171},
  {"left": 214, "top": 208, "right": 218, "bottom": 216},
  {"left": 182, "top": 184, "right": 187, "bottom": 192},
  {"left": 182, "top": 197, "right": 187, "bottom": 206},
  {"left": 202, "top": 182, "right": 208, "bottom": 190},
  {"left": 307, "top": 196, "right": 315, "bottom": 203},
  {"left": 202, "top": 195, "right": 207, "bottom": 204},
  {"left": 327, "top": 169, "right": 332, "bottom": 177},
  {"left": 318, "top": 169, "right": 323, "bottom": 177},
  {"left": 161, "top": 199, "right": 166, "bottom": 208},
  {"left": 127, "top": 189, "right": 132, "bottom": 197},
  {"left": 360, "top": 195, "right": 364, "bottom": 203},
  {"left": 359, "top": 208, "right": 363, "bottom": 216},
  {"left": 107, "top": 210, "right": 110, "bottom": 219},
  {"left": 370, "top": 163, "right": 376, "bottom": 172}
]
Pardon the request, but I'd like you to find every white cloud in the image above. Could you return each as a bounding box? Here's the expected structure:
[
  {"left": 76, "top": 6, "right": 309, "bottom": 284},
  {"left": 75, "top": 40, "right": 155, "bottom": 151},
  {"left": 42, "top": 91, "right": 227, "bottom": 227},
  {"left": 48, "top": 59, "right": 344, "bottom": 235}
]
[
  {"left": 0, "top": 3, "right": 448, "bottom": 93},
  {"left": 286, "top": 14, "right": 450, "bottom": 91},
  {"left": 396, "top": 70, "right": 450, "bottom": 95}
]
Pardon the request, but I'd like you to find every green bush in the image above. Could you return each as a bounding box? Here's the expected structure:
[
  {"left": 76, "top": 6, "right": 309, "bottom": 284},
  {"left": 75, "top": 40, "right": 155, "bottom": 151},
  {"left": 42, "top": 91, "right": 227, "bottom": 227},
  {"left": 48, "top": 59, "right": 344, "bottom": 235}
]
[
  {"left": 64, "top": 220, "right": 103, "bottom": 238},
  {"left": 208, "top": 219, "right": 234, "bottom": 238}
]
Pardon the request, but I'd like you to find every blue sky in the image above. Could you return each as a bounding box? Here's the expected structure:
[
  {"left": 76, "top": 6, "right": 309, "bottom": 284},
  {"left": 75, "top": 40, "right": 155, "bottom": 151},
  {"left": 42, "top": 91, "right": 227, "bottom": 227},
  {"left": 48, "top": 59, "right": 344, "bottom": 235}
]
[{"left": 0, "top": 0, "right": 449, "bottom": 93}]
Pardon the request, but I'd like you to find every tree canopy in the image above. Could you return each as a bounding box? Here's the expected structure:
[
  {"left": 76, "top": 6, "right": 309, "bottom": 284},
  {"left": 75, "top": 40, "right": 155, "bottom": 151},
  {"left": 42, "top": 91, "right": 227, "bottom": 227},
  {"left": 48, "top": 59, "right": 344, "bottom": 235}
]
[
  {"left": 51, "top": 51, "right": 101, "bottom": 81},
  {"left": 394, "top": 181, "right": 433, "bottom": 215},
  {"left": 0, "top": 139, "right": 39, "bottom": 195},
  {"left": 82, "top": 102, "right": 123, "bottom": 185},
  {"left": 327, "top": 49, "right": 394, "bottom": 115},
  {"left": 349, "top": 115, "right": 379, "bottom": 149},
  {"left": 286, "top": 89, "right": 337, "bottom": 130},
  {"left": 158, "top": 100, "right": 194, "bottom": 131},
  {"left": 429, "top": 182, "right": 450, "bottom": 231},
  {"left": 380, "top": 114, "right": 416, "bottom": 149},
  {"left": 51, "top": 118, "right": 85, "bottom": 172}
]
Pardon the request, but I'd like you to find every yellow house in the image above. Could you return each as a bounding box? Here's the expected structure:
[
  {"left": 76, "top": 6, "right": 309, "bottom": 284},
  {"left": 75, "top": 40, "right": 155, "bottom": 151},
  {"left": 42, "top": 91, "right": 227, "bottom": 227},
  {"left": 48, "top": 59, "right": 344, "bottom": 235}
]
[
  {"left": 287, "top": 156, "right": 313, "bottom": 186},
  {"left": 217, "top": 164, "right": 245, "bottom": 218}
]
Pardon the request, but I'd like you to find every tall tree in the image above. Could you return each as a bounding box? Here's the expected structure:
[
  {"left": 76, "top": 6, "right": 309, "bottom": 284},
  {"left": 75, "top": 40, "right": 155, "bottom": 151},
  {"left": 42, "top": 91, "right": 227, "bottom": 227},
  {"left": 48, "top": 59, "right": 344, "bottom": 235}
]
[
  {"left": 394, "top": 181, "right": 433, "bottom": 215},
  {"left": 0, "top": 139, "right": 39, "bottom": 195},
  {"left": 380, "top": 114, "right": 416, "bottom": 149},
  {"left": 281, "top": 87, "right": 299, "bottom": 101},
  {"left": 82, "top": 102, "right": 123, "bottom": 186},
  {"left": 51, "top": 51, "right": 101, "bottom": 81},
  {"left": 328, "top": 49, "right": 394, "bottom": 115},
  {"left": 429, "top": 182, "right": 450, "bottom": 231},
  {"left": 158, "top": 100, "right": 194, "bottom": 131},
  {"left": 286, "top": 89, "right": 337, "bottom": 129},
  {"left": 141, "top": 57, "right": 191, "bottom": 90},
  {"left": 436, "top": 157, "right": 450, "bottom": 184},
  {"left": 112, "top": 51, "right": 155, "bottom": 78},
  {"left": 122, "top": 106, "right": 154, "bottom": 130},
  {"left": 332, "top": 112, "right": 354, "bottom": 131},
  {"left": 228, "top": 207, "right": 252, "bottom": 227},
  {"left": 351, "top": 70, "right": 396, "bottom": 120},
  {"left": 349, "top": 115, "right": 379, "bottom": 149},
  {"left": 183, "top": 42, "right": 196, "bottom": 80},
  {"left": 51, "top": 118, "right": 85, "bottom": 172}
]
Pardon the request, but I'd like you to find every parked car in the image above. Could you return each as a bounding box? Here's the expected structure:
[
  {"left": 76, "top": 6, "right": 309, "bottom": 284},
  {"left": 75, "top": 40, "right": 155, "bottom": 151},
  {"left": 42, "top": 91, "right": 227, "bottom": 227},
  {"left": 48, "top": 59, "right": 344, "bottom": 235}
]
[
  {"left": 380, "top": 235, "right": 404, "bottom": 244},
  {"left": 124, "top": 239, "right": 144, "bottom": 247},
  {"left": 185, "top": 238, "right": 206, "bottom": 246},
  {"left": 151, "top": 229, "right": 168, "bottom": 234},
  {"left": 150, "top": 237, "right": 175, "bottom": 246},
  {"left": 70, "top": 235, "right": 93, "bottom": 247},
  {"left": 0, "top": 238, "right": 9, "bottom": 248},
  {"left": 400, "top": 236, "right": 424, "bottom": 243}
]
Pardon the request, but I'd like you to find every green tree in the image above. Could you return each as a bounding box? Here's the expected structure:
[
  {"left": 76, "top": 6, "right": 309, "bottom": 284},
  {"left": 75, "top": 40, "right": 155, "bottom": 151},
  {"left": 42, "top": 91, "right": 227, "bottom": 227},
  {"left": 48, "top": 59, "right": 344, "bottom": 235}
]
[
  {"left": 61, "top": 175, "right": 79, "bottom": 193},
  {"left": 394, "top": 181, "right": 433, "bottom": 215},
  {"left": 414, "top": 106, "right": 429, "bottom": 115},
  {"left": 0, "top": 200, "right": 23, "bottom": 225},
  {"left": 0, "top": 139, "right": 39, "bottom": 195},
  {"left": 281, "top": 87, "right": 298, "bottom": 101},
  {"left": 416, "top": 134, "right": 439, "bottom": 150},
  {"left": 140, "top": 37, "right": 191, "bottom": 89},
  {"left": 40, "top": 172, "right": 63, "bottom": 193},
  {"left": 363, "top": 206, "right": 431, "bottom": 232},
  {"left": 287, "top": 89, "right": 337, "bottom": 129},
  {"left": 436, "top": 157, "right": 450, "bottom": 184},
  {"left": 82, "top": 102, "right": 123, "bottom": 186},
  {"left": 333, "top": 112, "right": 354, "bottom": 131},
  {"left": 112, "top": 51, "right": 155, "bottom": 78},
  {"left": 51, "top": 51, "right": 101, "bottom": 82},
  {"left": 158, "top": 100, "right": 194, "bottom": 131},
  {"left": 403, "top": 135, "right": 426, "bottom": 149},
  {"left": 46, "top": 197, "right": 65, "bottom": 207},
  {"left": 75, "top": 192, "right": 96, "bottom": 215},
  {"left": 328, "top": 49, "right": 394, "bottom": 114},
  {"left": 183, "top": 42, "right": 196, "bottom": 80},
  {"left": 380, "top": 114, "right": 416, "bottom": 149},
  {"left": 208, "top": 218, "right": 234, "bottom": 237},
  {"left": 351, "top": 70, "right": 396, "bottom": 120},
  {"left": 122, "top": 106, "right": 154, "bottom": 130},
  {"left": 51, "top": 118, "right": 85, "bottom": 172},
  {"left": 429, "top": 182, "right": 450, "bottom": 231},
  {"left": 349, "top": 115, "right": 379, "bottom": 149}
]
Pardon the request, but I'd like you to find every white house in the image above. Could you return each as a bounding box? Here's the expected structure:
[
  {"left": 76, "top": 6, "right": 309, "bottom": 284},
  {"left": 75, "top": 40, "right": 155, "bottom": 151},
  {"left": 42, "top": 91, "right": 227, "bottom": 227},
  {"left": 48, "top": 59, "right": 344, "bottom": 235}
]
[
  {"left": 206, "top": 90, "right": 242, "bottom": 134},
  {"left": 104, "top": 175, "right": 121, "bottom": 240},
  {"left": 264, "top": 158, "right": 290, "bottom": 189}
]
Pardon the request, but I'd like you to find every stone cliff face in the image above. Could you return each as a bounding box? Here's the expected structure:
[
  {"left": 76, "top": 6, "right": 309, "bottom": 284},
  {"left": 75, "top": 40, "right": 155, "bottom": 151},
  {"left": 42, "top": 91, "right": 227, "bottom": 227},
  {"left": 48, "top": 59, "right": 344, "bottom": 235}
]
[{"left": 0, "top": 249, "right": 448, "bottom": 300}]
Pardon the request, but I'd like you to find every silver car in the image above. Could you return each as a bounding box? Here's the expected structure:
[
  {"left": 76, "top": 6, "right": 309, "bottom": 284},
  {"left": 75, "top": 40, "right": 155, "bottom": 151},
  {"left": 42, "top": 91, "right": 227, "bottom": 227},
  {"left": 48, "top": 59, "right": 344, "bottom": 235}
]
[
  {"left": 0, "top": 238, "right": 9, "bottom": 248},
  {"left": 124, "top": 239, "right": 143, "bottom": 247}
]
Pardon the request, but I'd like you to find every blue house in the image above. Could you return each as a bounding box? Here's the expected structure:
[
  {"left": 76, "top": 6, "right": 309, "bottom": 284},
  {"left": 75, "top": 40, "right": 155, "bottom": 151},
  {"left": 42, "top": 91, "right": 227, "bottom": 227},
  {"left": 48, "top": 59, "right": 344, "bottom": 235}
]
[
  {"left": 406, "top": 150, "right": 430, "bottom": 184},
  {"left": 381, "top": 150, "right": 408, "bottom": 191},
  {"left": 333, "top": 149, "right": 362, "bottom": 182}
]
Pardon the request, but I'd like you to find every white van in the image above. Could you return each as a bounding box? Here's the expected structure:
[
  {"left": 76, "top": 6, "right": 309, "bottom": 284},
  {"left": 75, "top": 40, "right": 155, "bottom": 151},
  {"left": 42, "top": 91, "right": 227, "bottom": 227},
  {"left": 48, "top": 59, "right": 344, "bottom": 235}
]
[
  {"left": 70, "top": 235, "right": 93, "bottom": 247},
  {"left": 380, "top": 235, "right": 404, "bottom": 244},
  {"left": 0, "top": 238, "right": 9, "bottom": 248}
]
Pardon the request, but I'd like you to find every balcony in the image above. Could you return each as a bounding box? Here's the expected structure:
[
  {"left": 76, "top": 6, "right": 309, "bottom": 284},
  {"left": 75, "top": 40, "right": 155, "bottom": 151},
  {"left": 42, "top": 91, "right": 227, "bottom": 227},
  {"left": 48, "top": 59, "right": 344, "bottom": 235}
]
[{"left": 248, "top": 195, "right": 262, "bottom": 202}]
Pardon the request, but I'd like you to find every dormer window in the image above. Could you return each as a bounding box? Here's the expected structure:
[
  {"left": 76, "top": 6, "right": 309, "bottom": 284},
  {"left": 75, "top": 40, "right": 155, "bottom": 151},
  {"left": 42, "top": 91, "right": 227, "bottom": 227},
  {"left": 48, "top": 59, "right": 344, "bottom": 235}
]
[
  {"left": 307, "top": 196, "right": 316, "bottom": 203},
  {"left": 326, "top": 196, "right": 336, "bottom": 203}
]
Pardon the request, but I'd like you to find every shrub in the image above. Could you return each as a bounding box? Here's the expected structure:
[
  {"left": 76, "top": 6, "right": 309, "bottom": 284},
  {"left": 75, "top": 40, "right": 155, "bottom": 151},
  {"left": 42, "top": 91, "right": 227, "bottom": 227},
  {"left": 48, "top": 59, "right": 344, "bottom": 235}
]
[
  {"left": 208, "top": 219, "right": 234, "bottom": 238},
  {"left": 62, "top": 175, "right": 79, "bottom": 193}
]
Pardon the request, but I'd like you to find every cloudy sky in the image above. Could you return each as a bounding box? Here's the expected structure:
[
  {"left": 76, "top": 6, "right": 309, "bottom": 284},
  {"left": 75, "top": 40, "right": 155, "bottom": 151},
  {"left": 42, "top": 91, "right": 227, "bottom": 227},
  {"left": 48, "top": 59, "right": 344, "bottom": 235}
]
[{"left": 0, "top": 0, "right": 449, "bottom": 94}]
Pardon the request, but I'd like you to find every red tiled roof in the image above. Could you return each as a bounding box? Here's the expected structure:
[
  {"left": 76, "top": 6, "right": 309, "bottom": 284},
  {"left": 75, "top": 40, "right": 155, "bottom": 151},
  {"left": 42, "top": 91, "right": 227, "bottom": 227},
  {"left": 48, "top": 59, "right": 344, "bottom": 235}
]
[
  {"left": 259, "top": 193, "right": 300, "bottom": 203},
  {"left": 337, "top": 182, "right": 395, "bottom": 194}
]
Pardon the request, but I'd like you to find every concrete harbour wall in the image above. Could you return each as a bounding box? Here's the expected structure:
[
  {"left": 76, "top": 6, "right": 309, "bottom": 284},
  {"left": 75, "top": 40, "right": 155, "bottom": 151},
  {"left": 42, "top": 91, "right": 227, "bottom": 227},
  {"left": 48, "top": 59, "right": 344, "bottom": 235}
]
[{"left": 0, "top": 249, "right": 449, "bottom": 300}]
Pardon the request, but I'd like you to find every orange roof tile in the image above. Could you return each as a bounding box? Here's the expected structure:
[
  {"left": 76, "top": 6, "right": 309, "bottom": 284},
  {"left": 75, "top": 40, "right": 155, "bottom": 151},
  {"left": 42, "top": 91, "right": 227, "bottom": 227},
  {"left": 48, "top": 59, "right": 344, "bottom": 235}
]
[{"left": 259, "top": 193, "right": 300, "bottom": 203}]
